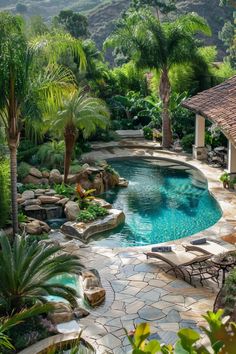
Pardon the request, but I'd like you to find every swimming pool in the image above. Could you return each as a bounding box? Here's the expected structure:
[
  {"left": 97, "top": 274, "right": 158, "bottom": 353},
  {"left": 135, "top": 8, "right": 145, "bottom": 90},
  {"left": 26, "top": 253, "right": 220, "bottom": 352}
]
[{"left": 90, "top": 158, "right": 222, "bottom": 247}]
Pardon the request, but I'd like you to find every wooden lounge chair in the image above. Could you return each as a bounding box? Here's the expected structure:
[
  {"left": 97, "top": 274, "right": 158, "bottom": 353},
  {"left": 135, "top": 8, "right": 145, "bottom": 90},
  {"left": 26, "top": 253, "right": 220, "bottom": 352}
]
[
  {"left": 144, "top": 250, "right": 218, "bottom": 285},
  {"left": 182, "top": 240, "right": 230, "bottom": 255}
]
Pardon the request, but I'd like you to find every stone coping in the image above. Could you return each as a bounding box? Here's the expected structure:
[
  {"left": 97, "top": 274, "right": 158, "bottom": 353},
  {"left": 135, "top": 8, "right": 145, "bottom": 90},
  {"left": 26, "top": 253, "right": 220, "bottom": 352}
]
[
  {"left": 17, "top": 332, "right": 94, "bottom": 354},
  {"left": 82, "top": 146, "right": 236, "bottom": 251}
]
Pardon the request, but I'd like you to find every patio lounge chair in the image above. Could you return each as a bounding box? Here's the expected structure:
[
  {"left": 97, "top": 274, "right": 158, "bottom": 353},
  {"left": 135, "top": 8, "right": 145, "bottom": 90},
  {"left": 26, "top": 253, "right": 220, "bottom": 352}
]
[
  {"left": 182, "top": 240, "right": 230, "bottom": 256},
  {"left": 144, "top": 250, "right": 218, "bottom": 285}
]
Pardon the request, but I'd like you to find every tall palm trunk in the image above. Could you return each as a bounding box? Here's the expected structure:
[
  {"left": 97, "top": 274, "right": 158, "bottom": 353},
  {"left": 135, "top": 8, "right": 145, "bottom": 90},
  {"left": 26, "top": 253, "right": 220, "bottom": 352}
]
[
  {"left": 159, "top": 67, "right": 172, "bottom": 148},
  {"left": 64, "top": 124, "right": 76, "bottom": 184},
  {"left": 8, "top": 72, "right": 20, "bottom": 236}
]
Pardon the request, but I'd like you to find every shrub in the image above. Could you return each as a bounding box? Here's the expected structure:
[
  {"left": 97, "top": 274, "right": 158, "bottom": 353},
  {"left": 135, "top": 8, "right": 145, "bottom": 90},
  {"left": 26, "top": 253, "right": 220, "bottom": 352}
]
[
  {"left": 35, "top": 141, "right": 65, "bottom": 171},
  {"left": 17, "top": 162, "right": 31, "bottom": 181},
  {"left": 77, "top": 203, "right": 108, "bottom": 223},
  {"left": 17, "top": 138, "right": 39, "bottom": 164},
  {"left": 143, "top": 126, "right": 153, "bottom": 140},
  {"left": 17, "top": 183, "right": 49, "bottom": 194},
  {"left": 223, "top": 267, "right": 236, "bottom": 317},
  {"left": 0, "top": 159, "right": 10, "bottom": 228},
  {"left": 53, "top": 183, "right": 75, "bottom": 198},
  {"left": 180, "top": 133, "right": 195, "bottom": 152}
]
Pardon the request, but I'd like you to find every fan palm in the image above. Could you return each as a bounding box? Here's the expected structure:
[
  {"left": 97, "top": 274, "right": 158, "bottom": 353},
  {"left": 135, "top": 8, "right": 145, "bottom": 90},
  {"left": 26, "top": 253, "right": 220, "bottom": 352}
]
[
  {"left": 105, "top": 10, "right": 211, "bottom": 148},
  {"left": 0, "top": 13, "right": 86, "bottom": 235},
  {"left": 0, "top": 233, "right": 83, "bottom": 315},
  {"left": 52, "top": 88, "right": 110, "bottom": 183}
]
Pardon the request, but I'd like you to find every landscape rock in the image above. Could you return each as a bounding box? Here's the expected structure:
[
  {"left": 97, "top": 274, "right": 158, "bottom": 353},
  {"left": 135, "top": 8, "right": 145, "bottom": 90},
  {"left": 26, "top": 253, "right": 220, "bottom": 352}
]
[
  {"left": 48, "top": 302, "right": 74, "bottom": 324},
  {"left": 83, "top": 287, "right": 106, "bottom": 307},
  {"left": 29, "top": 167, "right": 42, "bottom": 178},
  {"left": 49, "top": 169, "right": 62, "bottom": 184},
  {"left": 38, "top": 195, "right": 61, "bottom": 204},
  {"left": 22, "top": 190, "right": 35, "bottom": 200},
  {"left": 22, "top": 199, "right": 41, "bottom": 207},
  {"left": 34, "top": 189, "right": 46, "bottom": 196},
  {"left": 74, "top": 307, "right": 89, "bottom": 319},
  {"left": 92, "top": 198, "right": 112, "bottom": 209},
  {"left": 64, "top": 201, "right": 80, "bottom": 221},
  {"left": 57, "top": 197, "right": 70, "bottom": 206},
  {"left": 61, "top": 209, "right": 125, "bottom": 241},
  {"left": 42, "top": 170, "right": 50, "bottom": 178},
  {"left": 21, "top": 218, "right": 51, "bottom": 234},
  {"left": 23, "top": 175, "right": 42, "bottom": 185},
  {"left": 44, "top": 189, "right": 56, "bottom": 196},
  {"left": 118, "top": 177, "right": 129, "bottom": 187},
  {"left": 24, "top": 205, "right": 46, "bottom": 221}
]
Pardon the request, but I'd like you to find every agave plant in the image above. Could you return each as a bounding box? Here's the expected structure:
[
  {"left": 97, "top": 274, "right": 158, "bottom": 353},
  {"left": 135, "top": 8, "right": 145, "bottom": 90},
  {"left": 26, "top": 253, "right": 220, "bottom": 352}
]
[{"left": 0, "top": 233, "right": 83, "bottom": 315}]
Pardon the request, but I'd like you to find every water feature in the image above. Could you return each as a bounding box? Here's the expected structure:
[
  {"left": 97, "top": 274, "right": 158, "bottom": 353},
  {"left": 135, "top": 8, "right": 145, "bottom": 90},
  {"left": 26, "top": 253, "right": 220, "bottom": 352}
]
[
  {"left": 89, "top": 158, "right": 222, "bottom": 247},
  {"left": 46, "top": 274, "right": 80, "bottom": 303}
]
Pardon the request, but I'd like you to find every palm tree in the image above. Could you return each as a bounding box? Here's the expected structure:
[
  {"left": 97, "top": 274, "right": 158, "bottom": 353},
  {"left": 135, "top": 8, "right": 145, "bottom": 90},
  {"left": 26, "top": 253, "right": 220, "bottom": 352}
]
[
  {"left": 0, "top": 13, "right": 86, "bottom": 235},
  {"left": 105, "top": 10, "right": 211, "bottom": 148},
  {"left": 52, "top": 88, "right": 110, "bottom": 183},
  {"left": 0, "top": 233, "right": 83, "bottom": 315}
]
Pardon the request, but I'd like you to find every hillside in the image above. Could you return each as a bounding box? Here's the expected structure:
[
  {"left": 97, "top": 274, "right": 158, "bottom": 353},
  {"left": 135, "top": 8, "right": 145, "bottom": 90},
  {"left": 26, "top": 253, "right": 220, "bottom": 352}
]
[{"left": 0, "top": 0, "right": 233, "bottom": 59}]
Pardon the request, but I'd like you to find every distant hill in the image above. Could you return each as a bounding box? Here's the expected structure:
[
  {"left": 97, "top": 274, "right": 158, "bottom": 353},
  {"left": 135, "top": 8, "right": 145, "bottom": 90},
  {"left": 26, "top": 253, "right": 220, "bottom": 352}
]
[{"left": 0, "top": 0, "right": 233, "bottom": 60}]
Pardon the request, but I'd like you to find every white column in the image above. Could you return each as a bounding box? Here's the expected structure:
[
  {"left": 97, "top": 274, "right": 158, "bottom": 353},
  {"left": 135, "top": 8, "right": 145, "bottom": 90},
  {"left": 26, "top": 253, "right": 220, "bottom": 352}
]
[
  {"left": 193, "top": 114, "right": 207, "bottom": 160},
  {"left": 228, "top": 140, "right": 236, "bottom": 175},
  {"left": 195, "top": 114, "right": 205, "bottom": 147}
]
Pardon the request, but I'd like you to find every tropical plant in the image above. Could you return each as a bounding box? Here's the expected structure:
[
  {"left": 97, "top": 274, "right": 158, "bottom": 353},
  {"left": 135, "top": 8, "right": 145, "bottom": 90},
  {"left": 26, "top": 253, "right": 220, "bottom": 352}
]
[
  {"left": 0, "top": 233, "right": 83, "bottom": 315},
  {"left": 53, "top": 183, "right": 75, "bottom": 198},
  {"left": 131, "top": 0, "right": 177, "bottom": 20},
  {"left": 77, "top": 204, "right": 108, "bottom": 223},
  {"left": 0, "top": 159, "right": 10, "bottom": 229},
  {"left": 51, "top": 88, "right": 110, "bottom": 183},
  {"left": 105, "top": 10, "right": 211, "bottom": 148},
  {"left": 36, "top": 141, "right": 65, "bottom": 171},
  {"left": 0, "top": 12, "right": 86, "bottom": 235},
  {"left": 126, "top": 310, "right": 236, "bottom": 353}
]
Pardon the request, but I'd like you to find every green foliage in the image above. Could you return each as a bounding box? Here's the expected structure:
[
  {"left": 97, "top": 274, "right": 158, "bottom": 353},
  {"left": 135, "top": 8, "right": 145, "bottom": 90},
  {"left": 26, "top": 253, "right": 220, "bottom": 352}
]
[
  {"left": 17, "top": 183, "right": 49, "bottom": 194},
  {"left": 77, "top": 203, "right": 108, "bottom": 223},
  {"left": 54, "top": 10, "right": 89, "bottom": 39},
  {"left": 219, "top": 172, "right": 230, "bottom": 183},
  {"left": 223, "top": 267, "right": 236, "bottom": 316},
  {"left": 36, "top": 141, "right": 65, "bottom": 171},
  {"left": 17, "top": 162, "right": 31, "bottom": 181},
  {"left": 18, "top": 212, "right": 27, "bottom": 223},
  {"left": 0, "top": 159, "right": 10, "bottom": 229},
  {"left": 0, "top": 233, "right": 83, "bottom": 314},
  {"left": 126, "top": 310, "right": 236, "bottom": 353},
  {"left": 53, "top": 183, "right": 75, "bottom": 198},
  {"left": 17, "top": 138, "right": 40, "bottom": 164},
  {"left": 181, "top": 134, "right": 195, "bottom": 152},
  {"left": 143, "top": 126, "right": 153, "bottom": 140}
]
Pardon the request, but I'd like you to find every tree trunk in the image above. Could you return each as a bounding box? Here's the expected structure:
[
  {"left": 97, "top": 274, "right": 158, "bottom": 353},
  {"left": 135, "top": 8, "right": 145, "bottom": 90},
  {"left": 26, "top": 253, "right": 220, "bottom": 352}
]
[
  {"left": 64, "top": 125, "right": 76, "bottom": 184},
  {"left": 159, "top": 67, "right": 172, "bottom": 148},
  {"left": 9, "top": 144, "right": 18, "bottom": 235}
]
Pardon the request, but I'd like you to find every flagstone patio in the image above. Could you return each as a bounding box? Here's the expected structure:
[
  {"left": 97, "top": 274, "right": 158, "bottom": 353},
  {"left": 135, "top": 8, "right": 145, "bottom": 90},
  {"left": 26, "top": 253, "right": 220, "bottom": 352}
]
[{"left": 58, "top": 143, "right": 236, "bottom": 353}]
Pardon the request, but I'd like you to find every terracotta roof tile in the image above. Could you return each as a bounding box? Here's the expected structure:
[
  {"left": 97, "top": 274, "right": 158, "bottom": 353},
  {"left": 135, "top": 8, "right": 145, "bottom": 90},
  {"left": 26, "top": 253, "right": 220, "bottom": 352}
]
[{"left": 182, "top": 75, "right": 236, "bottom": 146}]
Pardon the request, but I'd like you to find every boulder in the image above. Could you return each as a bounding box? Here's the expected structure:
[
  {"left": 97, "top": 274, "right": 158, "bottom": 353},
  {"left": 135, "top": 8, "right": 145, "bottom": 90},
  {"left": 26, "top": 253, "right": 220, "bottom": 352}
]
[
  {"left": 83, "top": 287, "right": 106, "bottom": 307},
  {"left": 92, "top": 175, "right": 104, "bottom": 194},
  {"left": 81, "top": 270, "right": 101, "bottom": 289},
  {"left": 73, "top": 307, "right": 89, "bottom": 319},
  {"left": 56, "top": 197, "right": 70, "bottom": 206},
  {"left": 49, "top": 169, "right": 62, "bottom": 184},
  {"left": 64, "top": 201, "right": 80, "bottom": 221},
  {"left": 42, "top": 170, "right": 50, "bottom": 178},
  {"left": 21, "top": 218, "right": 51, "bottom": 235},
  {"left": 23, "top": 175, "right": 42, "bottom": 185},
  {"left": 24, "top": 205, "right": 46, "bottom": 221},
  {"left": 48, "top": 302, "right": 74, "bottom": 324},
  {"left": 34, "top": 189, "right": 46, "bottom": 196},
  {"left": 44, "top": 189, "right": 56, "bottom": 196},
  {"left": 92, "top": 198, "right": 112, "bottom": 209},
  {"left": 22, "top": 190, "right": 35, "bottom": 200},
  {"left": 61, "top": 209, "right": 125, "bottom": 241},
  {"left": 17, "top": 197, "right": 25, "bottom": 204},
  {"left": 118, "top": 177, "right": 129, "bottom": 187},
  {"left": 41, "top": 178, "right": 49, "bottom": 185},
  {"left": 29, "top": 167, "right": 42, "bottom": 179},
  {"left": 22, "top": 199, "right": 41, "bottom": 207},
  {"left": 38, "top": 195, "right": 61, "bottom": 204}
]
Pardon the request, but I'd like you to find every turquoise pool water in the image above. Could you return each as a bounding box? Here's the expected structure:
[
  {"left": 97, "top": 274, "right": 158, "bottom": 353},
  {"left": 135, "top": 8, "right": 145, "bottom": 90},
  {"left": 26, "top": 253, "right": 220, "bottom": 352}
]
[
  {"left": 46, "top": 274, "right": 80, "bottom": 303},
  {"left": 90, "top": 158, "right": 222, "bottom": 247}
]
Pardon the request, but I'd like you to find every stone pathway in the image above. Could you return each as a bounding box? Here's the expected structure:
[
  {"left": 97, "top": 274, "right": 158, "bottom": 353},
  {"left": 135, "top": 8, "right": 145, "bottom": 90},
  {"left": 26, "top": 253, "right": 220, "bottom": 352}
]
[{"left": 62, "top": 241, "right": 221, "bottom": 354}]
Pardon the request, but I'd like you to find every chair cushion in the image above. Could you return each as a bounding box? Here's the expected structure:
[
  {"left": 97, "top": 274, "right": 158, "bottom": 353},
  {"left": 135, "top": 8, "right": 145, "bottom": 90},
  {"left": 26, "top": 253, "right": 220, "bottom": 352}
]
[
  {"left": 190, "top": 238, "right": 207, "bottom": 245},
  {"left": 151, "top": 246, "right": 172, "bottom": 252}
]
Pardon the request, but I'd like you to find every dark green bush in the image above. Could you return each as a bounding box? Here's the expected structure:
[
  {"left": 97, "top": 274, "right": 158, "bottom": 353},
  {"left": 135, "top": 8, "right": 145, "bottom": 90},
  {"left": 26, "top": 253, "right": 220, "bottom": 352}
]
[
  {"left": 17, "top": 183, "right": 49, "bottom": 194},
  {"left": 0, "top": 159, "right": 10, "bottom": 228},
  {"left": 35, "top": 141, "right": 65, "bottom": 171},
  {"left": 18, "top": 138, "right": 39, "bottom": 164},
  {"left": 77, "top": 203, "right": 108, "bottom": 223},
  {"left": 223, "top": 267, "right": 236, "bottom": 317},
  {"left": 180, "top": 133, "right": 195, "bottom": 152},
  {"left": 17, "top": 162, "right": 31, "bottom": 181},
  {"left": 143, "top": 126, "right": 153, "bottom": 140},
  {"left": 53, "top": 183, "right": 75, "bottom": 198}
]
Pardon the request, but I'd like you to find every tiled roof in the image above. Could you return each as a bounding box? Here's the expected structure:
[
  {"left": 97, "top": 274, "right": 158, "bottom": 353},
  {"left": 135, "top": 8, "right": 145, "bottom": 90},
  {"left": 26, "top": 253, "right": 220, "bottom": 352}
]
[{"left": 182, "top": 76, "right": 236, "bottom": 146}]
